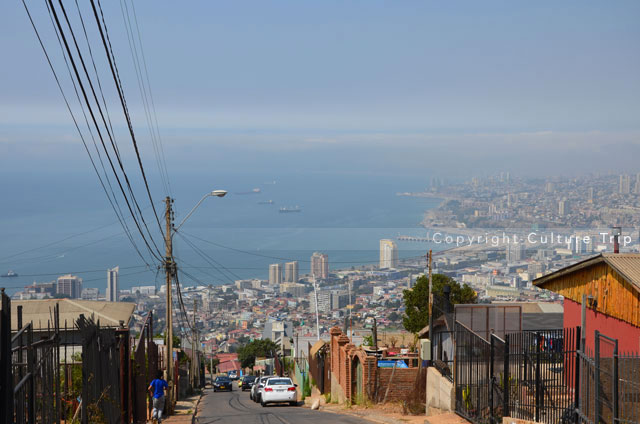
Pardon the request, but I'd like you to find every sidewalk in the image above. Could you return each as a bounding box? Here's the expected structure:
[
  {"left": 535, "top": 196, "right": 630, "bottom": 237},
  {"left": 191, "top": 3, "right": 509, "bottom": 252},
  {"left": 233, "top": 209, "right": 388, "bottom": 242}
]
[
  {"left": 305, "top": 395, "right": 468, "bottom": 424},
  {"left": 160, "top": 392, "right": 202, "bottom": 424}
]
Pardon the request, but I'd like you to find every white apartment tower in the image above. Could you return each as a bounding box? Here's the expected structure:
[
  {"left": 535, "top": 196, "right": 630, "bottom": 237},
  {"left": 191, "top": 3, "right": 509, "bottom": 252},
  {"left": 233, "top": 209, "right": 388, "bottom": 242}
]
[
  {"left": 56, "top": 274, "right": 83, "bottom": 299},
  {"left": 269, "top": 263, "right": 282, "bottom": 285},
  {"left": 379, "top": 239, "right": 399, "bottom": 269},
  {"left": 284, "top": 261, "right": 299, "bottom": 283},
  {"left": 106, "top": 266, "right": 119, "bottom": 302},
  {"left": 311, "top": 252, "right": 329, "bottom": 280}
]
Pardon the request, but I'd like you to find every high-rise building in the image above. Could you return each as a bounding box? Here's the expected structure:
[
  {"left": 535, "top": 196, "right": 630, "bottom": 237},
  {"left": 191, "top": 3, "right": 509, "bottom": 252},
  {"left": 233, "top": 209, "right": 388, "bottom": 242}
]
[
  {"left": 379, "top": 239, "right": 399, "bottom": 269},
  {"left": 284, "top": 261, "right": 299, "bottom": 283},
  {"left": 331, "top": 290, "right": 349, "bottom": 310},
  {"left": 506, "top": 243, "right": 525, "bottom": 263},
  {"left": 619, "top": 174, "right": 631, "bottom": 194},
  {"left": 311, "top": 252, "right": 329, "bottom": 279},
  {"left": 309, "top": 290, "right": 331, "bottom": 314},
  {"left": 56, "top": 274, "right": 83, "bottom": 299},
  {"left": 106, "top": 266, "right": 119, "bottom": 302},
  {"left": 545, "top": 182, "right": 554, "bottom": 193},
  {"left": 635, "top": 173, "right": 640, "bottom": 194},
  {"left": 558, "top": 200, "right": 568, "bottom": 216},
  {"left": 587, "top": 187, "right": 594, "bottom": 203},
  {"left": 269, "top": 263, "right": 282, "bottom": 285}
]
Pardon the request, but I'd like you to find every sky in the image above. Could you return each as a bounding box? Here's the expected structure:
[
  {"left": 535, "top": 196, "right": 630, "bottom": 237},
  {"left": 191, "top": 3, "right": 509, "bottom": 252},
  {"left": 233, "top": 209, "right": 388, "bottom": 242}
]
[{"left": 1, "top": 0, "right": 640, "bottom": 176}]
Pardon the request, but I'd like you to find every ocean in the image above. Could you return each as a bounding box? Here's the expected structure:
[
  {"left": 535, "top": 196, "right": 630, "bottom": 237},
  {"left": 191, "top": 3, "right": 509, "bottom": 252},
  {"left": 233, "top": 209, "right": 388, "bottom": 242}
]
[{"left": 0, "top": 170, "right": 441, "bottom": 293}]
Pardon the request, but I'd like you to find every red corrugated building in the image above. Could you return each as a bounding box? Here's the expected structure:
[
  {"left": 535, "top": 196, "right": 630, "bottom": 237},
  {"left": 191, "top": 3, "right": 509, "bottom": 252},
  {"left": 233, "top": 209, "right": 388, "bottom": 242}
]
[{"left": 534, "top": 253, "right": 640, "bottom": 353}]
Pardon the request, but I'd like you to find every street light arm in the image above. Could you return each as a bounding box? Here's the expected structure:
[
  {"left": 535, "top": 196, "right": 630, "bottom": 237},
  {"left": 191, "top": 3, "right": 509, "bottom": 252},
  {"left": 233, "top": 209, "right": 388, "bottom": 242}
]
[{"left": 173, "top": 190, "right": 226, "bottom": 233}]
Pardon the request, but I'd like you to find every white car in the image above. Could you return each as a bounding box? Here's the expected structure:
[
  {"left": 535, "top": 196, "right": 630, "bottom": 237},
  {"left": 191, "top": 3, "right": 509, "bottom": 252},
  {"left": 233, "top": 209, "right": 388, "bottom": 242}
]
[{"left": 260, "top": 377, "right": 297, "bottom": 407}]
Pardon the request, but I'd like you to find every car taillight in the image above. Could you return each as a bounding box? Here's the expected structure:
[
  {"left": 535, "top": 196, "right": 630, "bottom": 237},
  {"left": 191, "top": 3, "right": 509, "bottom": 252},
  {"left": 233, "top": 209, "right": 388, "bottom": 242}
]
[
  {"left": 287, "top": 387, "right": 296, "bottom": 391},
  {"left": 264, "top": 388, "right": 273, "bottom": 392}
]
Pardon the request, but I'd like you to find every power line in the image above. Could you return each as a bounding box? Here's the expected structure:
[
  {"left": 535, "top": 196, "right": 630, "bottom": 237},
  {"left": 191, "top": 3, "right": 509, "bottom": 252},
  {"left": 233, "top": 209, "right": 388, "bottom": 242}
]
[
  {"left": 176, "top": 232, "right": 241, "bottom": 283},
  {"left": 20, "top": 0, "right": 154, "bottom": 267},
  {"left": 45, "top": 0, "right": 164, "bottom": 262},
  {"left": 90, "top": 0, "right": 166, "bottom": 239}
]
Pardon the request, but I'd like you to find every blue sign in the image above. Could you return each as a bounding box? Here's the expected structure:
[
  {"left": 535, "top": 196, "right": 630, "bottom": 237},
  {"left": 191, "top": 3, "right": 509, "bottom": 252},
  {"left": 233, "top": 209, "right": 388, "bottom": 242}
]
[{"left": 377, "top": 360, "right": 408, "bottom": 368}]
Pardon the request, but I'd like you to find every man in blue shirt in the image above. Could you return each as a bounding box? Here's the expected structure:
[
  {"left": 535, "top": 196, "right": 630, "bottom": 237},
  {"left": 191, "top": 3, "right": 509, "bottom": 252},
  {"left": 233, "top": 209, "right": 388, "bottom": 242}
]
[{"left": 148, "top": 371, "right": 169, "bottom": 423}]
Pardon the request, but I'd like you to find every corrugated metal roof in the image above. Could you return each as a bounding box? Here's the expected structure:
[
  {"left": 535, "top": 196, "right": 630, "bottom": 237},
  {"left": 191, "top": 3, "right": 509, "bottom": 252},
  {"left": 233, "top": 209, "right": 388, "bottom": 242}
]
[
  {"left": 534, "top": 253, "right": 640, "bottom": 294},
  {"left": 10, "top": 298, "right": 135, "bottom": 331}
]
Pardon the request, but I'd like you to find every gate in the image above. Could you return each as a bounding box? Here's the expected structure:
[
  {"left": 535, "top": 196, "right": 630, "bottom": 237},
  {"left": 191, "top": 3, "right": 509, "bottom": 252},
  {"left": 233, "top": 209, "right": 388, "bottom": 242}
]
[
  {"left": 77, "top": 315, "right": 131, "bottom": 424},
  {"left": 12, "top": 304, "right": 62, "bottom": 424}
]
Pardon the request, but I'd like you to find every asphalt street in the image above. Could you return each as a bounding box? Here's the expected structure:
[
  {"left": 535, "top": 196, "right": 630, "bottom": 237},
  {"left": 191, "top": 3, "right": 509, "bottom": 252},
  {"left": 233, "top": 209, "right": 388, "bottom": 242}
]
[{"left": 195, "top": 386, "right": 370, "bottom": 424}]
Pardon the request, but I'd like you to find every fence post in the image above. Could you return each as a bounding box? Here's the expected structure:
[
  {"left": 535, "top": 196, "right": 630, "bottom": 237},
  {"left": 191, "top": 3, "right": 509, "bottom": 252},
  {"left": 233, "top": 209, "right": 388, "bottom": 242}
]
[
  {"left": 504, "top": 334, "right": 509, "bottom": 418},
  {"left": 595, "top": 330, "right": 600, "bottom": 424},
  {"left": 27, "top": 324, "right": 35, "bottom": 424},
  {"left": 0, "top": 289, "right": 12, "bottom": 424},
  {"left": 574, "top": 326, "right": 581, "bottom": 421},
  {"left": 490, "top": 335, "right": 495, "bottom": 423},
  {"left": 613, "top": 337, "right": 618, "bottom": 422},
  {"left": 535, "top": 332, "right": 541, "bottom": 423}
]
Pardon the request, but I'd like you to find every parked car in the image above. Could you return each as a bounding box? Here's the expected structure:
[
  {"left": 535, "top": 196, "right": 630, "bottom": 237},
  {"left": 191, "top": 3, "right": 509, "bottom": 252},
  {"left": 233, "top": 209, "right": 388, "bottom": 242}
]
[
  {"left": 241, "top": 375, "right": 257, "bottom": 391},
  {"left": 260, "top": 377, "right": 297, "bottom": 407},
  {"left": 213, "top": 376, "right": 233, "bottom": 392},
  {"left": 250, "top": 375, "right": 272, "bottom": 402}
]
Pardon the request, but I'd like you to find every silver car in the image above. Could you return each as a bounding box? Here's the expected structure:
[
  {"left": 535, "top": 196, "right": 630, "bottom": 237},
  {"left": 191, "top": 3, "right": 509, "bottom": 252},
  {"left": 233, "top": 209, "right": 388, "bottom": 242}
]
[{"left": 250, "top": 375, "right": 273, "bottom": 403}]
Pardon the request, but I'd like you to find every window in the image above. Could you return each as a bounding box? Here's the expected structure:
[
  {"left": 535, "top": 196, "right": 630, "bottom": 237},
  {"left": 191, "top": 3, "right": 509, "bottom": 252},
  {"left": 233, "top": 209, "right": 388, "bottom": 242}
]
[{"left": 268, "top": 379, "right": 292, "bottom": 386}]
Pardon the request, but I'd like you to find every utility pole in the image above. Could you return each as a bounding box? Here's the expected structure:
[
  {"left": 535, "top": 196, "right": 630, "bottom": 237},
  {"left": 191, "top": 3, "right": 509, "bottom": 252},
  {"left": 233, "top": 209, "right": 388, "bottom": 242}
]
[
  {"left": 164, "top": 197, "right": 174, "bottom": 412},
  {"left": 192, "top": 299, "right": 198, "bottom": 389},
  {"left": 427, "top": 250, "right": 433, "bottom": 363},
  {"left": 313, "top": 279, "right": 320, "bottom": 340}
]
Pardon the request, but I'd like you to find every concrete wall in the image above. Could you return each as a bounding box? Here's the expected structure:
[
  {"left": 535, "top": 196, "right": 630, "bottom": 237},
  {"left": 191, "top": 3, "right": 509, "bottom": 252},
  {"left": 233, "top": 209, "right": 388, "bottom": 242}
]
[{"left": 425, "top": 367, "right": 454, "bottom": 414}]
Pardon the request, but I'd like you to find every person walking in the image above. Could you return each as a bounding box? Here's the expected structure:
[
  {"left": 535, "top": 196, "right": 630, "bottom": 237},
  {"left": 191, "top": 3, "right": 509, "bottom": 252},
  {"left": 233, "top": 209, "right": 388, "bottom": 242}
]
[{"left": 148, "top": 370, "right": 169, "bottom": 423}]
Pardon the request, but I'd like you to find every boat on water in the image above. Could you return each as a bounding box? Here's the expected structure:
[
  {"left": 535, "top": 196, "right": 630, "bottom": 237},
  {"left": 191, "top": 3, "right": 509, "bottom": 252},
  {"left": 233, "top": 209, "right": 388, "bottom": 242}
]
[
  {"left": 258, "top": 200, "right": 275, "bottom": 205},
  {"left": 235, "top": 188, "right": 261, "bottom": 195},
  {"left": 1, "top": 270, "right": 18, "bottom": 278},
  {"left": 279, "top": 206, "right": 301, "bottom": 213}
]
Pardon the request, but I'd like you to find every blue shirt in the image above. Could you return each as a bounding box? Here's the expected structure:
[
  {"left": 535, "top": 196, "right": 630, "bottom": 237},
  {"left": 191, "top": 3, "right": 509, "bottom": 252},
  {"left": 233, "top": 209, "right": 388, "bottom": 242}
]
[{"left": 150, "top": 378, "right": 168, "bottom": 398}]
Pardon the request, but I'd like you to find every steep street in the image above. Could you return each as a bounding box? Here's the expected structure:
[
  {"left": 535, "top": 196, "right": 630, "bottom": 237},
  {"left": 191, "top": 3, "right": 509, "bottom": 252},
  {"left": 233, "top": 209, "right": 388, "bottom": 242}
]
[{"left": 195, "top": 387, "right": 369, "bottom": 424}]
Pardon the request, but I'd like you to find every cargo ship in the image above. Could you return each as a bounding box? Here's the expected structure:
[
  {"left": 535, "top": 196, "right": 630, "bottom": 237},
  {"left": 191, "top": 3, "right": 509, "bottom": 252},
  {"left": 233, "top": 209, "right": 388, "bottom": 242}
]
[{"left": 1, "top": 270, "right": 18, "bottom": 278}]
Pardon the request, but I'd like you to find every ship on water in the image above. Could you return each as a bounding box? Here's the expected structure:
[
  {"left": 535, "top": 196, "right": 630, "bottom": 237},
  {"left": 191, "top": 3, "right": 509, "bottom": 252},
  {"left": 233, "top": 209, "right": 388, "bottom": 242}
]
[
  {"left": 258, "top": 200, "right": 275, "bottom": 205},
  {"left": 1, "top": 270, "right": 18, "bottom": 278},
  {"left": 279, "top": 206, "right": 301, "bottom": 213}
]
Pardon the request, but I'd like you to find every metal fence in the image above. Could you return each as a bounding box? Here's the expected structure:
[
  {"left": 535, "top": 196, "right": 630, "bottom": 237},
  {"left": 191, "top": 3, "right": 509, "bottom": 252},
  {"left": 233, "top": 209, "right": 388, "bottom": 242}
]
[
  {"left": 505, "top": 327, "right": 579, "bottom": 424},
  {"left": 454, "top": 321, "right": 504, "bottom": 423},
  {"left": 577, "top": 331, "right": 640, "bottom": 424},
  {"left": 11, "top": 304, "right": 63, "bottom": 424}
]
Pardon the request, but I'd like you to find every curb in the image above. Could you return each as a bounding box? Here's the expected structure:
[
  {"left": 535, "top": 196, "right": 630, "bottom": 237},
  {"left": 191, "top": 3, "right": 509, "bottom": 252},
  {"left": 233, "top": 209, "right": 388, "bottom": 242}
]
[
  {"left": 191, "top": 391, "right": 204, "bottom": 424},
  {"left": 319, "top": 406, "right": 407, "bottom": 424}
]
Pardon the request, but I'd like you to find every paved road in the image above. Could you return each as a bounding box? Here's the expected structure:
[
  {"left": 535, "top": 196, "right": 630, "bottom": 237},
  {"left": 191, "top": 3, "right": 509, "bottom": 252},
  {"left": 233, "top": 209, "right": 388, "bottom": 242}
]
[{"left": 195, "top": 387, "right": 370, "bottom": 424}]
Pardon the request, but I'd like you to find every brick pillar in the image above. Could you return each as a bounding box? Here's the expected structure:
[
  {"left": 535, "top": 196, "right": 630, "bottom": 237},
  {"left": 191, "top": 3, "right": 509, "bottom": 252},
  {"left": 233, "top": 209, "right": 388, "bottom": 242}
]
[
  {"left": 344, "top": 344, "right": 355, "bottom": 400},
  {"left": 337, "top": 334, "right": 350, "bottom": 394},
  {"left": 330, "top": 327, "right": 342, "bottom": 376}
]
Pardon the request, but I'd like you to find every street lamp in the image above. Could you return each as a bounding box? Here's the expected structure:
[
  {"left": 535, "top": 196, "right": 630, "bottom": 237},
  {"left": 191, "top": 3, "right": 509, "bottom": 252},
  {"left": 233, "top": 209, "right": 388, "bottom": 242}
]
[
  {"left": 174, "top": 190, "right": 227, "bottom": 233},
  {"left": 164, "top": 189, "right": 226, "bottom": 412}
]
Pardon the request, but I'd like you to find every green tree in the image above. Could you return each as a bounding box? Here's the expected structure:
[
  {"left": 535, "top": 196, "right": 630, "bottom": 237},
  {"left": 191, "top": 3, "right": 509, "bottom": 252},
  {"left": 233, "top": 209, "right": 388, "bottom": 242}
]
[
  {"left": 237, "top": 339, "right": 280, "bottom": 369},
  {"left": 402, "top": 274, "right": 477, "bottom": 333}
]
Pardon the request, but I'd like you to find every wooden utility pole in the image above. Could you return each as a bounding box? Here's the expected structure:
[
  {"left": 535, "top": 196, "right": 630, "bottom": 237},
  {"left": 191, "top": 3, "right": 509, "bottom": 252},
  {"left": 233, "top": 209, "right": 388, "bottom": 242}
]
[
  {"left": 427, "top": 250, "right": 433, "bottom": 363},
  {"left": 164, "top": 197, "right": 174, "bottom": 412},
  {"left": 192, "top": 299, "right": 198, "bottom": 389}
]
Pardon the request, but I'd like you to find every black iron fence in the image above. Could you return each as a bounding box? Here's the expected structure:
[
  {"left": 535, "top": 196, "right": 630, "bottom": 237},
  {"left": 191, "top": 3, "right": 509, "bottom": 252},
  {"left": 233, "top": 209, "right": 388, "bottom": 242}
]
[
  {"left": 454, "top": 321, "right": 498, "bottom": 423},
  {"left": 505, "top": 328, "right": 580, "bottom": 424},
  {"left": 577, "top": 331, "right": 640, "bottom": 424}
]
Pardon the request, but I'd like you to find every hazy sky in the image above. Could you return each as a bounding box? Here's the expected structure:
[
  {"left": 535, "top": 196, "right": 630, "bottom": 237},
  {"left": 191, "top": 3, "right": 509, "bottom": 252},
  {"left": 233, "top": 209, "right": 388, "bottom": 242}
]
[{"left": 1, "top": 0, "right": 640, "bottom": 176}]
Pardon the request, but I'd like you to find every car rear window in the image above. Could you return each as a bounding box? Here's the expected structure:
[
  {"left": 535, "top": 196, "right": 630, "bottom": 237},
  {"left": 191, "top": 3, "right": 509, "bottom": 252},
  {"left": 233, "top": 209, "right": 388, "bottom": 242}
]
[{"left": 268, "top": 379, "right": 292, "bottom": 386}]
